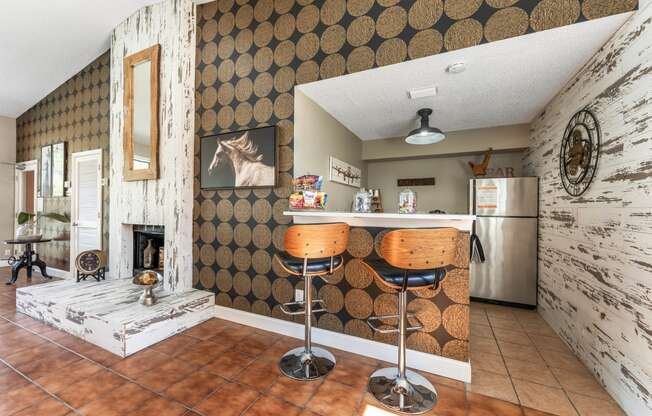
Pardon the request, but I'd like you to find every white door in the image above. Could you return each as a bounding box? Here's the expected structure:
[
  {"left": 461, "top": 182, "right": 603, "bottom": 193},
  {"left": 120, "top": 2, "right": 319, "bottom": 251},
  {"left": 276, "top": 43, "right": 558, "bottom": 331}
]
[{"left": 70, "top": 150, "right": 103, "bottom": 268}]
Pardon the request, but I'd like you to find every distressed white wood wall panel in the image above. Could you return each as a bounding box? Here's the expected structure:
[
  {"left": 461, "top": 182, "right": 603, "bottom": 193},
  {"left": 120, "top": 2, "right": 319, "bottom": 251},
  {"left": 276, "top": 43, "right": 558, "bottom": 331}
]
[
  {"left": 16, "top": 280, "right": 214, "bottom": 357},
  {"left": 109, "top": 0, "right": 196, "bottom": 292},
  {"left": 524, "top": 4, "right": 652, "bottom": 415}
]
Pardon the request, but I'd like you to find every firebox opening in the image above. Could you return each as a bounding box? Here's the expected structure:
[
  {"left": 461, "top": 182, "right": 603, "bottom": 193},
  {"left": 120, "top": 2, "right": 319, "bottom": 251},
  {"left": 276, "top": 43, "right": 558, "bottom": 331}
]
[{"left": 133, "top": 225, "right": 164, "bottom": 275}]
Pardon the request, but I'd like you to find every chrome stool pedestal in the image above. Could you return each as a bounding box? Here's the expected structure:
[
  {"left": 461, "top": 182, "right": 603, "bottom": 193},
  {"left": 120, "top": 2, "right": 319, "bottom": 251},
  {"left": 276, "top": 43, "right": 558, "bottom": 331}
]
[
  {"left": 362, "top": 228, "right": 460, "bottom": 414},
  {"left": 367, "top": 291, "right": 437, "bottom": 414},
  {"left": 274, "top": 223, "right": 349, "bottom": 381},
  {"left": 279, "top": 270, "right": 335, "bottom": 380}
]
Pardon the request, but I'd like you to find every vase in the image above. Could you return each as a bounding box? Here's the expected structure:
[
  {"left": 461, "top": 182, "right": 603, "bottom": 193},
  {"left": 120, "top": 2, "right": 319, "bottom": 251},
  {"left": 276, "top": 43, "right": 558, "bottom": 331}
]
[
  {"left": 15, "top": 222, "right": 41, "bottom": 241},
  {"left": 143, "top": 239, "right": 156, "bottom": 269}
]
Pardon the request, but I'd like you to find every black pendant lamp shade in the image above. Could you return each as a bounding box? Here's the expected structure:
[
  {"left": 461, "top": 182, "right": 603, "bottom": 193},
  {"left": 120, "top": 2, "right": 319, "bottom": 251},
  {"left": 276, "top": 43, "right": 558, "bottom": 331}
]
[{"left": 405, "top": 108, "right": 445, "bottom": 145}]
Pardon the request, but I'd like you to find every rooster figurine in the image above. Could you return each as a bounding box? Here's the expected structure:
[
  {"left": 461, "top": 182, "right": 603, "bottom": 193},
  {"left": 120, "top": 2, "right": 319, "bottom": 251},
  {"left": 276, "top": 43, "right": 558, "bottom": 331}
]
[{"left": 469, "top": 148, "right": 493, "bottom": 177}]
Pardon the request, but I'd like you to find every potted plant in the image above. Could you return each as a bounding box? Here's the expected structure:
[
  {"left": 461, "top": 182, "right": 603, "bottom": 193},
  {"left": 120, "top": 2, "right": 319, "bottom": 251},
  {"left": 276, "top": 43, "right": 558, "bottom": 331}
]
[{"left": 15, "top": 211, "right": 70, "bottom": 241}]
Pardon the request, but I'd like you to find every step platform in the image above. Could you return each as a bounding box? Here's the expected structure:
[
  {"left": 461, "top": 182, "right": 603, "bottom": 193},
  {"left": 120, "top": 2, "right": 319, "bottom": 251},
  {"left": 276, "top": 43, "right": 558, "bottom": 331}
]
[{"left": 16, "top": 279, "right": 214, "bottom": 357}]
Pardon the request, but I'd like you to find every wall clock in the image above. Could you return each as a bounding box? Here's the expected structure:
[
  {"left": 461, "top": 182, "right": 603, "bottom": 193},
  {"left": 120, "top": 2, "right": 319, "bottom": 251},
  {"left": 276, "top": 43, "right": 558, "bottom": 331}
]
[{"left": 559, "top": 109, "right": 601, "bottom": 197}]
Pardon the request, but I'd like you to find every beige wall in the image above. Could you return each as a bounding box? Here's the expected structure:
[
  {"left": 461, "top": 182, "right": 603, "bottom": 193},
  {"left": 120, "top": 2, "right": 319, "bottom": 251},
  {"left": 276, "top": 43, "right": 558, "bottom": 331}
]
[
  {"left": 362, "top": 124, "right": 530, "bottom": 161},
  {"left": 295, "top": 90, "right": 365, "bottom": 211},
  {"left": 0, "top": 116, "right": 16, "bottom": 260},
  {"left": 367, "top": 151, "right": 524, "bottom": 214}
]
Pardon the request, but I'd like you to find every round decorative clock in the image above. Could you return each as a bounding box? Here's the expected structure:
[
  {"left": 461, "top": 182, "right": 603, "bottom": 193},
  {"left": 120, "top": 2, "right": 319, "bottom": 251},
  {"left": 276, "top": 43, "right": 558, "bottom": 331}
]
[
  {"left": 76, "top": 250, "right": 102, "bottom": 274},
  {"left": 75, "top": 250, "right": 106, "bottom": 282},
  {"left": 559, "top": 109, "right": 601, "bottom": 197}
]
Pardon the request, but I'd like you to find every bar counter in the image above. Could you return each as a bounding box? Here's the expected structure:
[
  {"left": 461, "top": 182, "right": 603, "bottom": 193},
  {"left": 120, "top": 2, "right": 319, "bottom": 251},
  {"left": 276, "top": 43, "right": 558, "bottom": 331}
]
[{"left": 284, "top": 211, "right": 476, "bottom": 230}]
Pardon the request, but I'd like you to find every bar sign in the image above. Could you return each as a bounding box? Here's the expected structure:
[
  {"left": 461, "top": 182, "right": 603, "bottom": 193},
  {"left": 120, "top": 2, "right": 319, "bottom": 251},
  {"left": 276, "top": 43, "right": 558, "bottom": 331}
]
[{"left": 397, "top": 177, "right": 435, "bottom": 187}]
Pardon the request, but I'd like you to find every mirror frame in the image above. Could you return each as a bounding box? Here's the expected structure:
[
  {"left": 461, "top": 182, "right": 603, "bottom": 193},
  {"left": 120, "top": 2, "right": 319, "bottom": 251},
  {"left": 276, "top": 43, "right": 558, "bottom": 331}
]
[{"left": 123, "top": 44, "right": 160, "bottom": 181}]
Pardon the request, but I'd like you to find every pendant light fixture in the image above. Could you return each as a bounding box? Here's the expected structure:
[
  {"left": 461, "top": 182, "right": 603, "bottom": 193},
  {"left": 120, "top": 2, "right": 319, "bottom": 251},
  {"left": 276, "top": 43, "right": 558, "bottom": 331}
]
[{"left": 405, "top": 108, "right": 445, "bottom": 145}]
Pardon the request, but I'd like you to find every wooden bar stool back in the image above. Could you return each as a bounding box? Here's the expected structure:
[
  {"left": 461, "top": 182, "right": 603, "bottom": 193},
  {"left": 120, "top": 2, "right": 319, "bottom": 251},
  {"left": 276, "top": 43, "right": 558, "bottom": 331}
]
[
  {"left": 362, "top": 228, "right": 460, "bottom": 414},
  {"left": 274, "top": 222, "right": 349, "bottom": 380}
]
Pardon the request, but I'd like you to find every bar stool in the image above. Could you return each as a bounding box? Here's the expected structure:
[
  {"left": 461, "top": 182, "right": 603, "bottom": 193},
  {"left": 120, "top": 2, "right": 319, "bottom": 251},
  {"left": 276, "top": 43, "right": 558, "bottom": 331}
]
[
  {"left": 362, "top": 228, "right": 459, "bottom": 414},
  {"left": 273, "top": 223, "right": 350, "bottom": 380}
]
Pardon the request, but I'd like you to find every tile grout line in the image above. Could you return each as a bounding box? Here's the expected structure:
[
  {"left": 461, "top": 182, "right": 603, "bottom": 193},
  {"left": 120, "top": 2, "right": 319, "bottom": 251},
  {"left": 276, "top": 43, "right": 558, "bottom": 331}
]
[
  {"left": 0, "top": 355, "right": 81, "bottom": 415},
  {"left": 0, "top": 314, "right": 200, "bottom": 415},
  {"left": 4, "top": 282, "right": 600, "bottom": 415},
  {"left": 487, "top": 308, "right": 525, "bottom": 410},
  {"left": 524, "top": 327, "right": 583, "bottom": 416}
]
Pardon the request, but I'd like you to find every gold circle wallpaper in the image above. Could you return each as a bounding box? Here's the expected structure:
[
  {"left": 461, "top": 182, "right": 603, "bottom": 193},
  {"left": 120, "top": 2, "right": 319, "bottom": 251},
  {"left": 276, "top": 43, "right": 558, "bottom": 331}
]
[
  {"left": 15, "top": 52, "right": 111, "bottom": 271},
  {"left": 189, "top": 0, "right": 637, "bottom": 361}
]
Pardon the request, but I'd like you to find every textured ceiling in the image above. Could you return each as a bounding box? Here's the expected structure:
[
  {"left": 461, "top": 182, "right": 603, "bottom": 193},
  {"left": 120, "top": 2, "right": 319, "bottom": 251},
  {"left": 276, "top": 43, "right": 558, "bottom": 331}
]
[{"left": 0, "top": 0, "right": 159, "bottom": 118}]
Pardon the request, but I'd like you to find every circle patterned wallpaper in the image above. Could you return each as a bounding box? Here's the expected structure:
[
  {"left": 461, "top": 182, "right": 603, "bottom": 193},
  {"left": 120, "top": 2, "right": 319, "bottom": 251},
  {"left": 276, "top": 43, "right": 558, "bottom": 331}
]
[
  {"left": 194, "top": 0, "right": 636, "bottom": 361},
  {"left": 15, "top": 52, "right": 111, "bottom": 271}
]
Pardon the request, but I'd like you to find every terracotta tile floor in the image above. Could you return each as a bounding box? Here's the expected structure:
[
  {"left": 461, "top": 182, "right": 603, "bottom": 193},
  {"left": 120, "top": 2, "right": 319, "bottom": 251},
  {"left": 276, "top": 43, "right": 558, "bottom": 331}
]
[{"left": 0, "top": 268, "right": 624, "bottom": 416}]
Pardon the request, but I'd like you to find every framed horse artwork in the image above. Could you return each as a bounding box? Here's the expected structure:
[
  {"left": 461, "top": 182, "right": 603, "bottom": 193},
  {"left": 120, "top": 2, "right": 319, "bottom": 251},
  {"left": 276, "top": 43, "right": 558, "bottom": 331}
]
[{"left": 200, "top": 126, "right": 277, "bottom": 189}]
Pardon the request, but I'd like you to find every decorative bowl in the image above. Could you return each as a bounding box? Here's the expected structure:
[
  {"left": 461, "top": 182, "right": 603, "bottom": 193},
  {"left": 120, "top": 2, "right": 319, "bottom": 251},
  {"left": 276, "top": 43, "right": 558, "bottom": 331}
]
[
  {"left": 18, "top": 234, "right": 43, "bottom": 242},
  {"left": 132, "top": 271, "right": 161, "bottom": 306}
]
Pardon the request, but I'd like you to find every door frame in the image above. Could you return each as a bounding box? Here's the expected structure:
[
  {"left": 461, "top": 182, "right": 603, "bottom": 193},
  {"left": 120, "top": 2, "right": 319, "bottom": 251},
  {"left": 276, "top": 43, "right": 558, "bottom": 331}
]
[{"left": 70, "top": 149, "right": 103, "bottom": 270}]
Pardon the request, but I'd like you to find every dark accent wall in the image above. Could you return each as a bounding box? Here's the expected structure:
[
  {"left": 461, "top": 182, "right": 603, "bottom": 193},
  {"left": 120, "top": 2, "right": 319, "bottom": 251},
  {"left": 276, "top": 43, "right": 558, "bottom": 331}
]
[
  {"left": 16, "top": 52, "right": 111, "bottom": 271},
  {"left": 194, "top": 0, "right": 638, "bottom": 361}
]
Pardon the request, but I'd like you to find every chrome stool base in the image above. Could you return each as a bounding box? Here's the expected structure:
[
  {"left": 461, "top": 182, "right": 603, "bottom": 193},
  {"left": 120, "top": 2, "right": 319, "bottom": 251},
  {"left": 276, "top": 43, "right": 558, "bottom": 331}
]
[
  {"left": 368, "top": 367, "right": 438, "bottom": 414},
  {"left": 279, "top": 346, "right": 336, "bottom": 380}
]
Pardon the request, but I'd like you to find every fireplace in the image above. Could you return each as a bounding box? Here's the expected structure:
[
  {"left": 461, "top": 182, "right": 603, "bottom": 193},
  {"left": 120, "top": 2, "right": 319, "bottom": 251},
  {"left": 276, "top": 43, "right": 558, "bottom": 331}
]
[{"left": 133, "top": 225, "right": 164, "bottom": 274}]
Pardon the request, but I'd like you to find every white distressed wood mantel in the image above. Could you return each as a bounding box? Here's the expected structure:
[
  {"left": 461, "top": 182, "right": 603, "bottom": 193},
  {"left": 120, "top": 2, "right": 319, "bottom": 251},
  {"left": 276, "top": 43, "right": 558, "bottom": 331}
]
[
  {"left": 108, "top": 0, "right": 196, "bottom": 292},
  {"left": 285, "top": 211, "right": 476, "bottom": 231}
]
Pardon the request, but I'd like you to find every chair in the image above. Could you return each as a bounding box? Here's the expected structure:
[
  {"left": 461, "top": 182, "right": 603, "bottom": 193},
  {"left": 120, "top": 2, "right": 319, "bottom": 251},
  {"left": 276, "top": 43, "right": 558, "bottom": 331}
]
[
  {"left": 274, "top": 223, "right": 349, "bottom": 380},
  {"left": 362, "top": 228, "right": 459, "bottom": 414}
]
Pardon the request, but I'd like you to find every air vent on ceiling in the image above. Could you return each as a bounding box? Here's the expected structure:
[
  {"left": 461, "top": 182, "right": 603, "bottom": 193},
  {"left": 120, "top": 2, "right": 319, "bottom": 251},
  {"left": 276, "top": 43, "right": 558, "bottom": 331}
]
[{"left": 407, "top": 86, "right": 437, "bottom": 100}]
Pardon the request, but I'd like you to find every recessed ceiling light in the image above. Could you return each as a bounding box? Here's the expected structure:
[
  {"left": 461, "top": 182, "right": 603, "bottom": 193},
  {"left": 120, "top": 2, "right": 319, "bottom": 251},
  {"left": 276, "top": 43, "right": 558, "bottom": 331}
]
[
  {"left": 407, "top": 86, "right": 437, "bottom": 99},
  {"left": 446, "top": 62, "right": 466, "bottom": 74}
]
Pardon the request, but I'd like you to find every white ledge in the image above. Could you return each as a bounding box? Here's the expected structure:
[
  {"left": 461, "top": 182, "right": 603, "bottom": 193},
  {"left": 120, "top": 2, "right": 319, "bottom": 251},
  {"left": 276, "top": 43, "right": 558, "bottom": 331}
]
[{"left": 284, "top": 211, "right": 475, "bottom": 231}]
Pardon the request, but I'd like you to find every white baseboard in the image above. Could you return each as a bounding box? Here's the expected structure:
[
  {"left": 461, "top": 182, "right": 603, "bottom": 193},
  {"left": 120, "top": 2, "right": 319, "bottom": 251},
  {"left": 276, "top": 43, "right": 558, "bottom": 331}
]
[
  {"left": 46, "top": 267, "right": 71, "bottom": 279},
  {"left": 214, "top": 305, "right": 471, "bottom": 383}
]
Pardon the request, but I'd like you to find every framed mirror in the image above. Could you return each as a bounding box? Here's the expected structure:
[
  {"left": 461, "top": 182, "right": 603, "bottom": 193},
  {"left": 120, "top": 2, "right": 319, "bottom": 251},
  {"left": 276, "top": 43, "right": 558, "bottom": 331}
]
[{"left": 123, "top": 44, "right": 160, "bottom": 181}]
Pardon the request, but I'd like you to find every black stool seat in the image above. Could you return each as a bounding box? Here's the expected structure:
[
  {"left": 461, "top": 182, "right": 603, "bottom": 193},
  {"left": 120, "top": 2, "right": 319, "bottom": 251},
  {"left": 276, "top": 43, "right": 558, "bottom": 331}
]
[
  {"left": 276, "top": 252, "right": 343, "bottom": 275},
  {"left": 364, "top": 258, "right": 446, "bottom": 288}
]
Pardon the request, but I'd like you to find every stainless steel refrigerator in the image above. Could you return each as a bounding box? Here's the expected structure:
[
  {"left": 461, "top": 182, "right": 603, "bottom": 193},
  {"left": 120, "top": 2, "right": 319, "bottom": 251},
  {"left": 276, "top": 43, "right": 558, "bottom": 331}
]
[{"left": 469, "top": 177, "right": 538, "bottom": 307}]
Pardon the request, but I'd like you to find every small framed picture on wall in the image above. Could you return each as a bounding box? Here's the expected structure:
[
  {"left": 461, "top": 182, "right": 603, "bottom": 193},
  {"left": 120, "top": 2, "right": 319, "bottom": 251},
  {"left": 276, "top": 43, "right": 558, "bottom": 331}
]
[
  {"left": 40, "top": 145, "right": 52, "bottom": 198},
  {"left": 39, "top": 142, "right": 67, "bottom": 198},
  {"left": 52, "top": 142, "right": 67, "bottom": 197}
]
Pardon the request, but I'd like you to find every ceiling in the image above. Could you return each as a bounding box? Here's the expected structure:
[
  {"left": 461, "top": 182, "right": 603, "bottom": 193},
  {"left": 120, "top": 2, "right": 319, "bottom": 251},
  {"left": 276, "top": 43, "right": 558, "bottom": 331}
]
[
  {"left": 298, "top": 12, "right": 633, "bottom": 141},
  {"left": 0, "top": 0, "right": 160, "bottom": 118}
]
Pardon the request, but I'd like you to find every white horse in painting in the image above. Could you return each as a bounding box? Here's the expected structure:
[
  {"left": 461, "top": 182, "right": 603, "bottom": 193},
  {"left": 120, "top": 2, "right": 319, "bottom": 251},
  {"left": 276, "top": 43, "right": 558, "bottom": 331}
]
[{"left": 208, "top": 132, "right": 274, "bottom": 187}]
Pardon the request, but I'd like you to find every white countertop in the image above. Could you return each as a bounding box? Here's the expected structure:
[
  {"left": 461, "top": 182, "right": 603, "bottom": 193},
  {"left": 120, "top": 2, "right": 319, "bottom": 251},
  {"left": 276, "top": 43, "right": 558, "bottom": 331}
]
[{"left": 284, "top": 211, "right": 476, "bottom": 231}]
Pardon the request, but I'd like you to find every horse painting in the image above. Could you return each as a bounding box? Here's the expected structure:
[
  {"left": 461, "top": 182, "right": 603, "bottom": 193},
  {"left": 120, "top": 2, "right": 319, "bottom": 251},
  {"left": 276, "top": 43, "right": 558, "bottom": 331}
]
[{"left": 204, "top": 130, "right": 276, "bottom": 188}]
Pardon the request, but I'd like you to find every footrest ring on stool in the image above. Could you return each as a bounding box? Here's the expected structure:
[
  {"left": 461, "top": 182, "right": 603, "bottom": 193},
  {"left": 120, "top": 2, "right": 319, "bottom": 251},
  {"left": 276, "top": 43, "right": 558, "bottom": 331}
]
[
  {"left": 367, "top": 314, "right": 423, "bottom": 334},
  {"left": 280, "top": 299, "right": 327, "bottom": 316}
]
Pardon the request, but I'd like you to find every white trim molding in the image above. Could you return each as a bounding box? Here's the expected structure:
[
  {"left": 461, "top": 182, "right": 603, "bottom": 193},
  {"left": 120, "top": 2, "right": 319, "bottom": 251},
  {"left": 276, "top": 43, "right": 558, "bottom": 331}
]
[
  {"left": 214, "top": 305, "right": 471, "bottom": 383},
  {"left": 69, "top": 148, "right": 103, "bottom": 270},
  {"left": 45, "top": 267, "right": 71, "bottom": 279}
]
